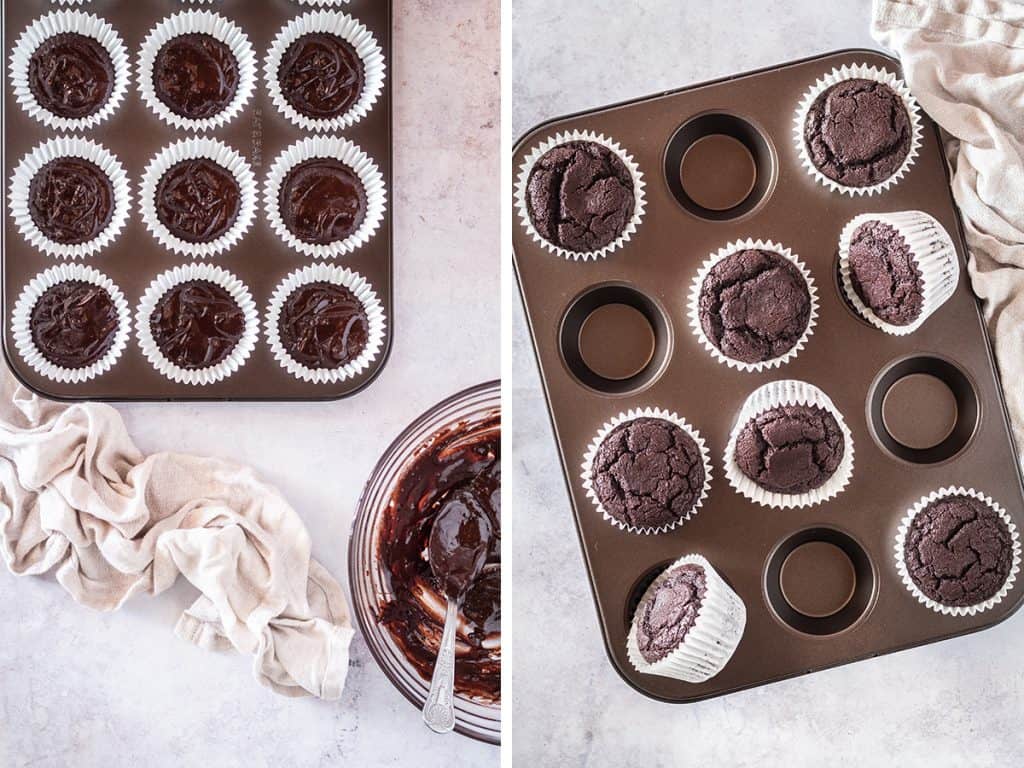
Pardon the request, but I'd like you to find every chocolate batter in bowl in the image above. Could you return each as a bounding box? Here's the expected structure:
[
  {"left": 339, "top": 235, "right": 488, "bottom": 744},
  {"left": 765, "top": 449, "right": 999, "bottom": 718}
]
[{"left": 349, "top": 381, "right": 500, "bottom": 744}]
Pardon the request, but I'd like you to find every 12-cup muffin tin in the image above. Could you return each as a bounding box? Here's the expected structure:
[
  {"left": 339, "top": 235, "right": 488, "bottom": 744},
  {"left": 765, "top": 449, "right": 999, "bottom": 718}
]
[
  {"left": 511, "top": 50, "right": 1024, "bottom": 701},
  {"left": 2, "top": 0, "right": 392, "bottom": 401}
]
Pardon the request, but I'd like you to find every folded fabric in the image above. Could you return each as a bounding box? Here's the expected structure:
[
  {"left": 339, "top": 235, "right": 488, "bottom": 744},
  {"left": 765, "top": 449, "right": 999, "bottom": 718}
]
[
  {"left": 872, "top": 0, "right": 1024, "bottom": 456},
  {"left": 0, "top": 363, "right": 353, "bottom": 699}
]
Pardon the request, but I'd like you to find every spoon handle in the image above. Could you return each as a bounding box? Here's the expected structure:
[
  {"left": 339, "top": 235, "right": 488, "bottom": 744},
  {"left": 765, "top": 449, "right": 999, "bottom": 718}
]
[{"left": 423, "top": 599, "right": 459, "bottom": 734}]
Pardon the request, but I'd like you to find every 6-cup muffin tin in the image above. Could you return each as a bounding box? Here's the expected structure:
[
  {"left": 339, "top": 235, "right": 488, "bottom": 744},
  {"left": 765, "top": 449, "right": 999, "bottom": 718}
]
[
  {"left": 511, "top": 50, "right": 1024, "bottom": 701},
  {"left": 2, "top": 0, "right": 391, "bottom": 401}
]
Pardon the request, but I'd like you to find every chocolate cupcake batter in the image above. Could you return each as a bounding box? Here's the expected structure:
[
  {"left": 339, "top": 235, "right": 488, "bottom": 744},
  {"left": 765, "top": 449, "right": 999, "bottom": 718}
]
[
  {"left": 29, "top": 157, "right": 114, "bottom": 245},
  {"left": 734, "top": 404, "right": 845, "bottom": 495},
  {"left": 525, "top": 140, "right": 635, "bottom": 252},
  {"left": 591, "top": 417, "right": 705, "bottom": 531},
  {"left": 635, "top": 564, "right": 706, "bottom": 664},
  {"left": 278, "top": 282, "right": 369, "bottom": 369},
  {"left": 29, "top": 33, "right": 114, "bottom": 119},
  {"left": 153, "top": 33, "right": 239, "bottom": 120},
  {"left": 804, "top": 78, "right": 912, "bottom": 188},
  {"left": 279, "top": 33, "right": 365, "bottom": 120},
  {"left": 279, "top": 158, "right": 367, "bottom": 245},
  {"left": 149, "top": 280, "right": 245, "bottom": 369},
  {"left": 847, "top": 220, "right": 924, "bottom": 326},
  {"left": 30, "top": 281, "right": 119, "bottom": 369},
  {"left": 378, "top": 417, "right": 500, "bottom": 702},
  {"left": 904, "top": 495, "right": 1013, "bottom": 608},
  {"left": 698, "top": 248, "right": 811, "bottom": 364},
  {"left": 155, "top": 158, "right": 241, "bottom": 244}
]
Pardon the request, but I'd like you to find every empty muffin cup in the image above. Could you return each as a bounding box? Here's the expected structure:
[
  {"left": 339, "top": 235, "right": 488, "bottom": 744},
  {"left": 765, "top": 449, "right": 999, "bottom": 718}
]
[
  {"left": 515, "top": 129, "right": 646, "bottom": 261},
  {"left": 895, "top": 486, "right": 1021, "bottom": 617},
  {"left": 626, "top": 554, "right": 746, "bottom": 683},
  {"left": 839, "top": 211, "right": 959, "bottom": 335},
  {"left": 724, "top": 380, "right": 855, "bottom": 509},
  {"left": 581, "top": 407, "right": 712, "bottom": 535}
]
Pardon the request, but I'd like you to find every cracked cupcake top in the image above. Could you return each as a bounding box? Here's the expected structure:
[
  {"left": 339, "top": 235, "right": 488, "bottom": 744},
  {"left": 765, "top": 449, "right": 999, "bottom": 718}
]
[
  {"left": 698, "top": 248, "right": 811, "bottom": 365},
  {"left": 904, "top": 495, "right": 1013, "bottom": 608},
  {"left": 734, "top": 404, "right": 844, "bottom": 495},
  {"left": 525, "top": 140, "right": 634, "bottom": 252},
  {"left": 591, "top": 417, "right": 705, "bottom": 531},
  {"left": 634, "top": 563, "right": 706, "bottom": 664},
  {"left": 803, "top": 78, "right": 911, "bottom": 188},
  {"left": 847, "top": 220, "right": 923, "bottom": 326}
]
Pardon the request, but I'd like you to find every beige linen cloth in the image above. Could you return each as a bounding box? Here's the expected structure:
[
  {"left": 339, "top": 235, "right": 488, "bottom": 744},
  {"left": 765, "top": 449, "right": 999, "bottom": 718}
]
[
  {"left": 872, "top": 0, "right": 1024, "bottom": 454},
  {"left": 0, "top": 365, "right": 353, "bottom": 699}
]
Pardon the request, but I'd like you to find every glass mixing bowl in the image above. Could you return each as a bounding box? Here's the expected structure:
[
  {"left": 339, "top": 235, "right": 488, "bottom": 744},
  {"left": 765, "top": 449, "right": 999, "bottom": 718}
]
[{"left": 349, "top": 381, "right": 500, "bottom": 744}]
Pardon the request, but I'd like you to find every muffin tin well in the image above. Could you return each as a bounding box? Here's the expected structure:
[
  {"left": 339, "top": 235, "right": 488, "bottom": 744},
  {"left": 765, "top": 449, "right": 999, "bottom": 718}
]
[
  {"left": 2, "top": 0, "right": 392, "bottom": 401},
  {"left": 512, "top": 50, "right": 1024, "bottom": 701}
]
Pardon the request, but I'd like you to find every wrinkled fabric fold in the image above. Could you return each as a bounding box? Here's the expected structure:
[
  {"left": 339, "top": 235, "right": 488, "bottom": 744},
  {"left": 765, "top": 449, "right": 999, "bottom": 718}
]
[
  {"left": 0, "top": 364, "right": 352, "bottom": 699},
  {"left": 872, "top": 0, "right": 1024, "bottom": 457}
]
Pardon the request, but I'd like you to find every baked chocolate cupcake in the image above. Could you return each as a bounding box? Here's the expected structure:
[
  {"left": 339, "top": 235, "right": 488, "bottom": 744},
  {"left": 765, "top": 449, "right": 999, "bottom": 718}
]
[
  {"left": 279, "top": 158, "right": 367, "bottom": 246},
  {"left": 691, "top": 241, "right": 816, "bottom": 370},
  {"left": 582, "top": 410, "right": 711, "bottom": 534},
  {"left": 279, "top": 33, "right": 364, "bottom": 120},
  {"left": 155, "top": 158, "right": 242, "bottom": 244},
  {"left": 153, "top": 33, "right": 239, "bottom": 120},
  {"left": 30, "top": 280, "right": 119, "bottom": 369},
  {"left": 29, "top": 32, "right": 114, "bottom": 120},
  {"left": 28, "top": 157, "right": 114, "bottom": 245},
  {"left": 897, "top": 488, "right": 1021, "bottom": 615},
  {"left": 149, "top": 280, "right": 245, "bottom": 370},
  {"left": 278, "top": 282, "right": 369, "bottom": 369},
  {"left": 846, "top": 220, "right": 923, "bottom": 326}
]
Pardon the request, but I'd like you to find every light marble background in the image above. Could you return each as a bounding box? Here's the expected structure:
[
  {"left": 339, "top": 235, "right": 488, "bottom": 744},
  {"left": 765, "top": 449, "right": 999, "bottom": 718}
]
[
  {"left": 0, "top": 2, "right": 499, "bottom": 767},
  {"left": 507, "top": 1, "right": 1024, "bottom": 766}
]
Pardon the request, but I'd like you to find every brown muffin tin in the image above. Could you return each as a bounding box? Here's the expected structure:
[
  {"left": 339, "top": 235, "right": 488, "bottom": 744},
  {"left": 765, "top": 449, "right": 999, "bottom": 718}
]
[
  {"left": 512, "top": 49, "right": 1024, "bottom": 701},
  {"left": 2, "top": 0, "right": 391, "bottom": 401}
]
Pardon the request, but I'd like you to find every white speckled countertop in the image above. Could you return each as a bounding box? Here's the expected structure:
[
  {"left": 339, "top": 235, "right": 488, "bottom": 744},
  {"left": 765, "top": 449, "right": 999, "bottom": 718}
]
[
  {"left": 507, "top": 1, "right": 1024, "bottom": 765},
  {"left": 0, "top": 2, "right": 499, "bottom": 766}
]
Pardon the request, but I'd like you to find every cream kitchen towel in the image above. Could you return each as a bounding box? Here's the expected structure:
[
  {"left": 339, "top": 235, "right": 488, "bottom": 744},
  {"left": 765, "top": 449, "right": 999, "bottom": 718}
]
[
  {"left": 872, "top": 0, "right": 1024, "bottom": 455},
  {"left": 0, "top": 363, "right": 353, "bottom": 699}
]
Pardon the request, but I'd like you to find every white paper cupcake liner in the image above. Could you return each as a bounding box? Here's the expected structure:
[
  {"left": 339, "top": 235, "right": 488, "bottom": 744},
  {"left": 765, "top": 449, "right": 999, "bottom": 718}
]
[
  {"left": 10, "top": 10, "right": 130, "bottom": 132},
  {"left": 580, "top": 407, "right": 712, "bottom": 536},
  {"left": 295, "top": 1, "right": 352, "bottom": 6},
  {"left": 265, "top": 264, "right": 386, "bottom": 384},
  {"left": 136, "top": 263, "right": 259, "bottom": 386},
  {"left": 9, "top": 136, "right": 131, "bottom": 259},
  {"left": 138, "top": 10, "right": 257, "bottom": 133},
  {"left": 688, "top": 239, "right": 819, "bottom": 373},
  {"left": 793, "top": 63, "right": 923, "bottom": 197},
  {"left": 894, "top": 486, "right": 1022, "bottom": 617},
  {"left": 724, "top": 380, "right": 855, "bottom": 510},
  {"left": 839, "top": 211, "right": 959, "bottom": 336},
  {"left": 626, "top": 554, "right": 746, "bottom": 683},
  {"left": 140, "top": 138, "right": 256, "bottom": 258},
  {"left": 265, "top": 136, "right": 386, "bottom": 259},
  {"left": 265, "top": 10, "right": 385, "bottom": 133},
  {"left": 514, "top": 129, "right": 647, "bottom": 261},
  {"left": 11, "top": 263, "right": 131, "bottom": 383}
]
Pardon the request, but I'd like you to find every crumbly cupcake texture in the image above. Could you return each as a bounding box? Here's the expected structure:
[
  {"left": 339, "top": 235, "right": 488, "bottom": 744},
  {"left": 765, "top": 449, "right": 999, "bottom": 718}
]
[
  {"left": 698, "top": 249, "right": 811, "bottom": 365},
  {"left": 30, "top": 281, "right": 119, "bottom": 369},
  {"left": 847, "top": 220, "right": 923, "bottom": 326},
  {"left": 153, "top": 33, "right": 239, "bottom": 120},
  {"left": 149, "top": 280, "right": 245, "bottom": 369},
  {"left": 591, "top": 417, "right": 705, "bottom": 530},
  {"left": 278, "top": 282, "right": 369, "bottom": 369},
  {"left": 29, "top": 32, "right": 114, "bottom": 119},
  {"left": 156, "top": 158, "right": 241, "bottom": 244},
  {"left": 634, "top": 563, "right": 706, "bottom": 664},
  {"left": 903, "top": 494, "right": 1013, "bottom": 608},
  {"left": 734, "top": 404, "right": 844, "bottom": 494},
  {"left": 29, "top": 157, "right": 114, "bottom": 245},
  {"left": 278, "top": 33, "right": 365, "bottom": 120},
  {"left": 525, "top": 140, "right": 635, "bottom": 253},
  {"left": 804, "top": 78, "right": 911, "bottom": 188}
]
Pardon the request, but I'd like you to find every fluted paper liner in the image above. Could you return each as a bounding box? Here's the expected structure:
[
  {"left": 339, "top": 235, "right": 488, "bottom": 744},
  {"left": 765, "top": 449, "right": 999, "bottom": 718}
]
[
  {"left": 626, "top": 555, "right": 746, "bottom": 683},
  {"left": 894, "top": 486, "right": 1021, "bottom": 617},
  {"left": 793, "top": 63, "right": 923, "bottom": 197},
  {"left": 138, "top": 10, "right": 257, "bottom": 132},
  {"left": 838, "top": 210, "right": 959, "bottom": 335},
  {"left": 265, "top": 10, "right": 385, "bottom": 133},
  {"left": 12, "top": 263, "right": 130, "bottom": 383},
  {"left": 140, "top": 138, "right": 257, "bottom": 258},
  {"left": 724, "top": 380, "right": 855, "bottom": 509},
  {"left": 9, "top": 136, "right": 131, "bottom": 259},
  {"left": 265, "top": 136, "right": 386, "bottom": 259},
  {"left": 295, "top": 1, "right": 352, "bottom": 6},
  {"left": 515, "top": 129, "right": 646, "bottom": 261},
  {"left": 136, "top": 263, "right": 259, "bottom": 386},
  {"left": 265, "top": 263, "right": 386, "bottom": 384},
  {"left": 688, "top": 239, "right": 819, "bottom": 372},
  {"left": 580, "top": 407, "right": 712, "bottom": 536},
  {"left": 10, "top": 10, "right": 130, "bottom": 132}
]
